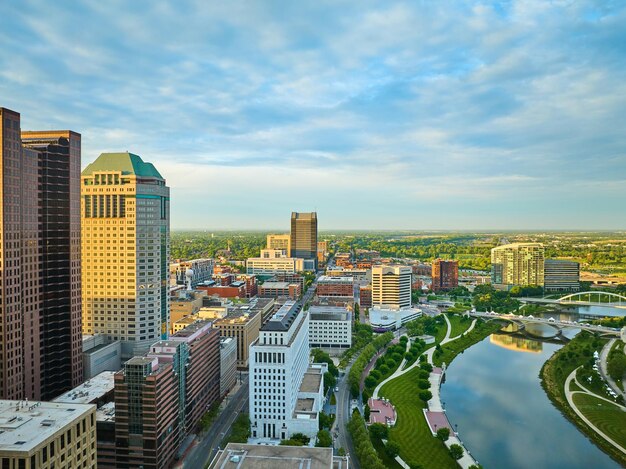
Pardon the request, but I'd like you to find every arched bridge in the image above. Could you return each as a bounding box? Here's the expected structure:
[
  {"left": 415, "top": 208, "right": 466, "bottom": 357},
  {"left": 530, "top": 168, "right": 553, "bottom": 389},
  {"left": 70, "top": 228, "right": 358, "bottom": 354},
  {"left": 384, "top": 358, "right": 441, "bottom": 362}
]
[
  {"left": 469, "top": 311, "right": 621, "bottom": 337},
  {"left": 519, "top": 291, "right": 626, "bottom": 309}
]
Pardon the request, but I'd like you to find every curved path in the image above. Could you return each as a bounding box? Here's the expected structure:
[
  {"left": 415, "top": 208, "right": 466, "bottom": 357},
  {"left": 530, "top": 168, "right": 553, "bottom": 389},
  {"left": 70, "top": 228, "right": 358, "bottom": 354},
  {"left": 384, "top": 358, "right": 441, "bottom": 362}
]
[{"left": 564, "top": 366, "right": 626, "bottom": 456}]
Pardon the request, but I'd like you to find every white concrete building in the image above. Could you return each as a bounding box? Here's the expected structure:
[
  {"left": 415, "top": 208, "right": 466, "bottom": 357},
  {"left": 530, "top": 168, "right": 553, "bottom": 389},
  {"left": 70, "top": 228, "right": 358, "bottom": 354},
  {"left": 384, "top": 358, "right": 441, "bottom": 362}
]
[
  {"left": 246, "top": 249, "right": 305, "bottom": 276},
  {"left": 308, "top": 306, "right": 352, "bottom": 348},
  {"left": 372, "top": 265, "right": 412, "bottom": 309},
  {"left": 369, "top": 306, "right": 423, "bottom": 332},
  {"left": 220, "top": 336, "right": 237, "bottom": 397},
  {"left": 82, "top": 334, "right": 122, "bottom": 379},
  {"left": 249, "top": 301, "right": 323, "bottom": 441}
]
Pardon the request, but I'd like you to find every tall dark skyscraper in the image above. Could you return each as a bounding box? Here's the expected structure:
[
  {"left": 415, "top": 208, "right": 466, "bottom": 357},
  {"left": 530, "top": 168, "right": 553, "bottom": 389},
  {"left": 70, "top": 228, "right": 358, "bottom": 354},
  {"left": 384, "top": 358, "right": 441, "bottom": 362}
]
[
  {"left": 0, "top": 107, "right": 82, "bottom": 400},
  {"left": 290, "top": 212, "right": 318, "bottom": 266}
]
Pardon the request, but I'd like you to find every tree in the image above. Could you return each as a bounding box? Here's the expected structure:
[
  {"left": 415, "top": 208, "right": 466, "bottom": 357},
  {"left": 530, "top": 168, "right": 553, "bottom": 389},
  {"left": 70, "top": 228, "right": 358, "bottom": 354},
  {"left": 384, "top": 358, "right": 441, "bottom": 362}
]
[
  {"left": 385, "top": 440, "right": 401, "bottom": 458},
  {"left": 368, "top": 422, "right": 389, "bottom": 440},
  {"left": 319, "top": 412, "right": 333, "bottom": 430},
  {"left": 316, "top": 429, "right": 333, "bottom": 447},
  {"left": 449, "top": 444, "right": 464, "bottom": 460},
  {"left": 436, "top": 427, "right": 450, "bottom": 441},
  {"left": 418, "top": 390, "right": 432, "bottom": 402},
  {"left": 608, "top": 352, "right": 626, "bottom": 382},
  {"left": 290, "top": 433, "right": 310, "bottom": 445},
  {"left": 324, "top": 371, "right": 337, "bottom": 394},
  {"left": 338, "top": 447, "right": 346, "bottom": 457},
  {"left": 418, "top": 380, "right": 430, "bottom": 390},
  {"left": 364, "top": 404, "right": 370, "bottom": 421}
]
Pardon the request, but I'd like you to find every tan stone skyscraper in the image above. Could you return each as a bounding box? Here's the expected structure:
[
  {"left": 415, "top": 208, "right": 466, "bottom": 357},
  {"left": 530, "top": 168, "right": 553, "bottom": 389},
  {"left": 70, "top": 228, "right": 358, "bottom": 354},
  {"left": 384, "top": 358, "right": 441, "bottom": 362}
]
[
  {"left": 81, "top": 152, "right": 170, "bottom": 358},
  {"left": 0, "top": 107, "right": 82, "bottom": 400}
]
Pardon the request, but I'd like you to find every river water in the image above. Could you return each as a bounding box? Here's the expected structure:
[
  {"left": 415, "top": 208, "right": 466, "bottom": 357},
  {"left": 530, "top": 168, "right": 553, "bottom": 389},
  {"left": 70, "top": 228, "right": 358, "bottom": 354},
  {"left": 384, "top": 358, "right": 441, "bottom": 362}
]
[{"left": 440, "top": 321, "right": 620, "bottom": 468}]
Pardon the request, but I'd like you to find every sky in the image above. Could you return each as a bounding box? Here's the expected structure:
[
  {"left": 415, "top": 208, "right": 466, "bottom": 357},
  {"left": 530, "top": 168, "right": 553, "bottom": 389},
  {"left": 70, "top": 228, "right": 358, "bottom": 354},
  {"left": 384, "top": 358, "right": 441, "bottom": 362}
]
[{"left": 1, "top": 1, "right": 625, "bottom": 231}]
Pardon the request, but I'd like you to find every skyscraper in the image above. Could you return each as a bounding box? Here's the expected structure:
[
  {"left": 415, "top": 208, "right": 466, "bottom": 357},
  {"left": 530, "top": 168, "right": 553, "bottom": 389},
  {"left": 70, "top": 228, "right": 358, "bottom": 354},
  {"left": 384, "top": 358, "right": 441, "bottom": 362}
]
[
  {"left": 267, "top": 233, "right": 291, "bottom": 254},
  {"left": 431, "top": 259, "right": 459, "bottom": 292},
  {"left": 491, "top": 243, "right": 545, "bottom": 289},
  {"left": 290, "top": 212, "right": 317, "bottom": 266},
  {"left": 81, "top": 152, "right": 170, "bottom": 358},
  {"left": 371, "top": 265, "right": 412, "bottom": 309},
  {"left": 0, "top": 107, "right": 82, "bottom": 400}
]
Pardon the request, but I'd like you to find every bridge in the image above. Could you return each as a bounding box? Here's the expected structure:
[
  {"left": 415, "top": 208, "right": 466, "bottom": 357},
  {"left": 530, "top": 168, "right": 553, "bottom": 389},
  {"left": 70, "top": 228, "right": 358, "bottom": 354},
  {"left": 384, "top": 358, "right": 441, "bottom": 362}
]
[
  {"left": 519, "top": 291, "right": 626, "bottom": 309},
  {"left": 469, "top": 311, "right": 622, "bottom": 337}
]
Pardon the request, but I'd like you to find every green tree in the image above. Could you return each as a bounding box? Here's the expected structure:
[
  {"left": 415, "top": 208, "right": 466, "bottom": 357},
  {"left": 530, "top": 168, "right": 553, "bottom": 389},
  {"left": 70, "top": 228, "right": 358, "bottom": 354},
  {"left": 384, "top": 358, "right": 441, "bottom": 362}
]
[
  {"left": 316, "top": 429, "right": 333, "bottom": 447},
  {"left": 436, "top": 427, "right": 450, "bottom": 441},
  {"left": 338, "top": 447, "right": 346, "bottom": 457},
  {"left": 418, "top": 380, "right": 430, "bottom": 390},
  {"left": 368, "top": 422, "right": 389, "bottom": 439},
  {"left": 385, "top": 440, "right": 401, "bottom": 458},
  {"left": 290, "top": 433, "right": 310, "bottom": 445},
  {"left": 449, "top": 444, "right": 464, "bottom": 460},
  {"left": 418, "top": 390, "right": 432, "bottom": 402}
]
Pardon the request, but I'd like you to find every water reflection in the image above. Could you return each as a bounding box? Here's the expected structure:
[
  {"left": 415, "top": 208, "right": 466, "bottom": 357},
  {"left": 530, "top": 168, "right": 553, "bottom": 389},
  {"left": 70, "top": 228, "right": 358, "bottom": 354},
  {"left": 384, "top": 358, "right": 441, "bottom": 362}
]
[{"left": 441, "top": 336, "right": 618, "bottom": 469}]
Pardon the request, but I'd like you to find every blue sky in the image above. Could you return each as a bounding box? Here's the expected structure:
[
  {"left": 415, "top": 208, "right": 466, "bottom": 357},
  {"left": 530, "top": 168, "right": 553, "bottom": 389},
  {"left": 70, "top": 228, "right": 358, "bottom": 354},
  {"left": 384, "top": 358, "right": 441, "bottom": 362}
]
[{"left": 1, "top": 1, "right": 625, "bottom": 230}]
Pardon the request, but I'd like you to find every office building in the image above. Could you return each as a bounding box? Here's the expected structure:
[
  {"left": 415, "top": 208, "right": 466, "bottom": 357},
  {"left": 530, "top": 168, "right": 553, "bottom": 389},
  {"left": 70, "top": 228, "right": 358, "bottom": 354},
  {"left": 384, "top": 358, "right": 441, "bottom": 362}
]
[
  {"left": 0, "top": 108, "right": 82, "bottom": 400},
  {"left": 170, "top": 289, "right": 208, "bottom": 330},
  {"left": 369, "top": 306, "right": 422, "bottom": 332},
  {"left": 308, "top": 306, "right": 352, "bottom": 348},
  {"left": 431, "top": 259, "right": 459, "bottom": 292},
  {"left": 258, "top": 281, "right": 301, "bottom": 300},
  {"left": 81, "top": 152, "right": 170, "bottom": 358},
  {"left": 82, "top": 334, "right": 122, "bottom": 379},
  {"left": 491, "top": 243, "right": 545, "bottom": 289},
  {"left": 114, "top": 355, "right": 180, "bottom": 469},
  {"left": 0, "top": 400, "right": 97, "bottom": 469},
  {"left": 249, "top": 302, "right": 324, "bottom": 441},
  {"left": 170, "top": 258, "right": 214, "bottom": 287},
  {"left": 325, "top": 266, "right": 370, "bottom": 280},
  {"left": 213, "top": 305, "right": 264, "bottom": 369},
  {"left": 220, "top": 337, "right": 237, "bottom": 397},
  {"left": 544, "top": 259, "right": 580, "bottom": 292},
  {"left": 246, "top": 249, "right": 305, "bottom": 276},
  {"left": 359, "top": 285, "right": 373, "bottom": 308},
  {"left": 267, "top": 234, "right": 291, "bottom": 254},
  {"left": 372, "top": 265, "right": 412, "bottom": 309},
  {"left": 317, "top": 276, "right": 354, "bottom": 298},
  {"left": 290, "top": 212, "right": 318, "bottom": 266}
]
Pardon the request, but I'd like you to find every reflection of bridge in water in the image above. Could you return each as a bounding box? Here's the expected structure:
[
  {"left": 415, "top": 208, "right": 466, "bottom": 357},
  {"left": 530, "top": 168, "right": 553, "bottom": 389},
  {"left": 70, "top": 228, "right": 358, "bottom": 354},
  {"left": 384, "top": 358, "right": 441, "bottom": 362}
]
[{"left": 519, "top": 291, "right": 626, "bottom": 309}]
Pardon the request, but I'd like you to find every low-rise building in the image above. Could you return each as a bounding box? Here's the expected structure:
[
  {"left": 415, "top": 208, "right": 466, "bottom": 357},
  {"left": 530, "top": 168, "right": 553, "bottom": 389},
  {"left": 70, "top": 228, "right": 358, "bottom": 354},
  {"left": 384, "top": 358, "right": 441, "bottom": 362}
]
[
  {"left": 198, "top": 281, "right": 247, "bottom": 299},
  {"left": 170, "top": 290, "right": 208, "bottom": 330},
  {"left": 213, "top": 306, "right": 263, "bottom": 369},
  {"left": 359, "top": 285, "right": 373, "bottom": 308},
  {"left": 369, "top": 306, "right": 422, "bottom": 332},
  {"left": 326, "top": 266, "right": 370, "bottom": 281},
  {"left": 247, "top": 249, "right": 305, "bottom": 276},
  {"left": 209, "top": 443, "right": 343, "bottom": 469},
  {"left": 258, "top": 281, "right": 301, "bottom": 300},
  {"left": 317, "top": 275, "right": 354, "bottom": 298},
  {"left": 171, "top": 258, "right": 214, "bottom": 287},
  {"left": 308, "top": 306, "right": 352, "bottom": 348},
  {"left": 0, "top": 400, "right": 97, "bottom": 468},
  {"left": 82, "top": 334, "right": 122, "bottom": 379},
  {"left": 220, "top": 337, "right": 237, "bottom": 397}
]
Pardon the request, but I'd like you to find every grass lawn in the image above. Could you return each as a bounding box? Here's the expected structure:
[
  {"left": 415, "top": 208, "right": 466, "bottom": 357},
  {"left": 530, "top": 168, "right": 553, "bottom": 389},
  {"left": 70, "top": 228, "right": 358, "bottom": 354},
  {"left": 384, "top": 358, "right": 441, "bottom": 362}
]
[
  {"left": 371, "top": 436, "right": 404, "bottom": 468},
  {"left": 446, "top": 313, "right": 473, "bottom": 338},
  {"left": 573, "top": 393, "right": 626, "bottom": 450},
  {"left": 433, "top": 320, "right": 502, "bottom": 367},
  {"left": 379, "top": 367, "right": 457, "bottom": 469}
]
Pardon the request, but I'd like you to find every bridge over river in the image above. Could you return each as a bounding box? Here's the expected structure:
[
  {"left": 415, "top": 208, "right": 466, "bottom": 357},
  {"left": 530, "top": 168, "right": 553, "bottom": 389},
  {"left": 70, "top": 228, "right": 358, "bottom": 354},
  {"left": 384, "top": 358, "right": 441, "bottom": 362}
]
[{"left": 518, "top": 291, "right": 626, "bottom": 309}]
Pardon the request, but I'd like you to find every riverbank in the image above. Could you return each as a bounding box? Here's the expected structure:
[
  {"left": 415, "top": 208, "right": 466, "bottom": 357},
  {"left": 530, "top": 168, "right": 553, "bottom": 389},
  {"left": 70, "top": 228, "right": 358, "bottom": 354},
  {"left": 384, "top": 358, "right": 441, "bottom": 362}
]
[{"left": 540, "top": 331, "right": 626, "bottom": 466}]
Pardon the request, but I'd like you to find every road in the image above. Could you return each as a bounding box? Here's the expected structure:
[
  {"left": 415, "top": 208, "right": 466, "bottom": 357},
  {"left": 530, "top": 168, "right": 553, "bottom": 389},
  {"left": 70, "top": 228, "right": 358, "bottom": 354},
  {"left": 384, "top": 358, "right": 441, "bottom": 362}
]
[
  {"left": 333, "top": 355, "right": 361, "bottom": 469},
  {"left": 183, "top": 377, "right": 250, "bottom": 469}
]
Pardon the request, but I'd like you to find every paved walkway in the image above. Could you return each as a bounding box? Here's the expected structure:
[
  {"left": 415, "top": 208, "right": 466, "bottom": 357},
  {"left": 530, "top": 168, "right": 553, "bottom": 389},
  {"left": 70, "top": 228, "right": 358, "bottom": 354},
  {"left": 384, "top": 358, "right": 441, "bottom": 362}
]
[
  {"left": 599, "top": 339, "right": 626, "bottom": 401},
  {"left": 372, "top": 335, "right": 410, "bottom": 399},
  {"left": 564, "top": 366, "right": 626, "bottom": 456}
]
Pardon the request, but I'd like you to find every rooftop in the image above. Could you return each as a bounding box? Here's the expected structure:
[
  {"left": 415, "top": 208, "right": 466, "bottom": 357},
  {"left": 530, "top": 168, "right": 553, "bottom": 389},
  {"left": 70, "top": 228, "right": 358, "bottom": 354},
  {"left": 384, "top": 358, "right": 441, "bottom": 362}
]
[
  {"left": 308, "top": 306, "right": 350, "bottom": 322},
  {"left": 209, "top": 443, "right": 332, "bottom": 469},
  {"left": 261, "top": 282, "right": 291, "bottom": 289},
  {"left": 295, "top": 398, "right": 315, "bottom": 413},
  {"left": 299, "top": 368, "right": 323, "bottom": 393},
  {"left": 317, "top": 276, "right": 353, "bottom": 283},
  {"left": 82, "top": 152, "right": 163, "bottom": 178},
  {"left": 0, "top": 400, "right": 94, "bottom": 452},
  {"left": 52, "top": 371, "right": 115, "bottom": 405},
  {"left": 96, "top": 402, "right": 115, "bottom": 423},
  {"left": 261, "top": 301, "right": 301, "bottom": 332},
  {"left": 171, "top": 319, "right": 213, "bottom": 339}
]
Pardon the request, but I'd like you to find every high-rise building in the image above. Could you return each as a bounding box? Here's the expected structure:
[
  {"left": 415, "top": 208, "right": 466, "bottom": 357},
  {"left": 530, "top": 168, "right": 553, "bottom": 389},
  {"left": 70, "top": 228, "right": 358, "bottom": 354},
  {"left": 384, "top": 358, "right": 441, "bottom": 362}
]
[
  {"left": 290, "top": 212, "right": 317, "bottom": 266},
  {"left": 544, "top": 259, "right": 580, "bottom": 292},
  {"left": 267, "top": 234, "right": 291, "bottom": 254},
  {"left": 0, "top": 108, "right": 82, "bottom": 400},
  {"left": 491, "top": 243, "right": 545, "bottom": 289},
  {"left": 371, "top": 265, "right": 412, "bottom": 309},
  {"left": 249, "top": 302, "right": 324, "bottom": 441},
  {"left": 246, "top": 249, "right": 305, "bottom": 275},
  {"left": 431, "top": 259, "right": 459, "bottom": 292},
  {"left": 81, "top": 152, "right": 170, "bottom": 358}
]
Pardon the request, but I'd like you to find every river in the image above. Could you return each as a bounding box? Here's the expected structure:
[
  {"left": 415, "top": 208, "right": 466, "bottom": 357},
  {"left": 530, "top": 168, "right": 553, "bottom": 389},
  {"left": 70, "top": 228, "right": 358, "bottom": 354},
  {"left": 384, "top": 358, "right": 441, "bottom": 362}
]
[{"left": 440, "top": 323, "right": 620, "bottom": 469}]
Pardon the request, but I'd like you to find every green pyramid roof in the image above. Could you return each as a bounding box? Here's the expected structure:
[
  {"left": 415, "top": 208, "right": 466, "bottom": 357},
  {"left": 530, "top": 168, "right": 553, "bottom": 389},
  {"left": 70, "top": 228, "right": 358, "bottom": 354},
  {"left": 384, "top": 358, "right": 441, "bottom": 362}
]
[{"left": 82, "top": 152, "right": 163, "bottom": 179}]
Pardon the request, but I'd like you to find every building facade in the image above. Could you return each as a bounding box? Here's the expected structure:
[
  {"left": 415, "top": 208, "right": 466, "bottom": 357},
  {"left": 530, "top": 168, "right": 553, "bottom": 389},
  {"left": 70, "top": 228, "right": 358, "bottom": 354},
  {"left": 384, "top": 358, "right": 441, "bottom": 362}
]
[
  {"left": 308, "top": 306, "right": 352, "bottom": 348},
  {"left": 317, "top": 276, "right": 354, "bottom": 298},
  {"left": 369, "top": 306, "right": 422, "bottom": 332},
  {"left": 0, "top": 108, "right": 82, "bottom": 400},
  {"left": 81, "top": 152, "right": 170, "bottom": 358},
  {"left": 431, "top": 259, "right": 459, "bottom": 292},
  {"left": 544, "top": 259, "right": 580, "bottom": 292},
  {"left": 246, "top": 249, "right": 305, "bottom": 276},
  {"left": 220, "top": 336, "right": 237, "bottom": 397},
  {"left": 491, "top": 243, "right": 545, "bottom": 289},
  {"left": 171, "top": 258, "right": 213, "bottom": 287},
  {"left": 82, "top": 334, "right": 122, "bottom": 379},
  {"left": 249, "top": 302, "right": 323, "bottom": 441},
  {"left": 213, "top": 309, "right": 263, "bottom": 369},
  {"left": 0, "top": 400, "right": 96, "bottom": 469},
  {"left": 372, "top": 265, "right": 412, "bottom": 309},
  {"left": 267, "top": 234, "right": 291, "bottom": 254},
  {"left": 258, "top": 281, "right": 302, "bottom": 300},
  {"left": 290, "top": 212, "right": 318, "bottom": 266}
]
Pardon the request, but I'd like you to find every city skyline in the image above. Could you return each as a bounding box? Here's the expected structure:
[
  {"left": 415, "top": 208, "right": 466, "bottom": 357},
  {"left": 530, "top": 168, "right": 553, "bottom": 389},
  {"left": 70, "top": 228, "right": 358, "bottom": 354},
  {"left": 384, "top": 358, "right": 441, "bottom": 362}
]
[{"left": 1, "top": 1, "right": 625, "bottom": 230}]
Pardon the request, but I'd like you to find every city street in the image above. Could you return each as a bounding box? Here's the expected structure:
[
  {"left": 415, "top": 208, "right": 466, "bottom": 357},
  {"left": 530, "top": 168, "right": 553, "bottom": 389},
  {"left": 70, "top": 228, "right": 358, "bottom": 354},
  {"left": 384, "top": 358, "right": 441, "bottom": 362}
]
[{"left": 333, "top": 357, "right": 361, "bottom": 469}]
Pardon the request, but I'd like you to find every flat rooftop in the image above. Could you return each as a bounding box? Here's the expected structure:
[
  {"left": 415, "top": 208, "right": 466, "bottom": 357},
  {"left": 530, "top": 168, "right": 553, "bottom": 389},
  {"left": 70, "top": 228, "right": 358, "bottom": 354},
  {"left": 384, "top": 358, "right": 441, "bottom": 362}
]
[
  {"left": 210, "top": 443, "right": 332, "bottom": 469},
  {"left": 0, "top": 400, "right": 94, "bottom": 452},
  {"left": 317, "top": 276, "right": 353, "bottom": 283},
  {"left": 261, "top": 301, "right": 301, "bottom": 332},
  {"left": 295, "top": 398, "right": 314, "bottom": 412},
  {"left": 299, "top": 368, "right": 322, "bottom": 393},
  {"left": 308, "top": 306, "right": 350, "bottom": 322},
  {"left": 96, "top": 402, "right": 115, "bottom": 423},
  {"left": 261, "top": 282, "right": 291, "bottom": 289},
  {"left": 52, "top": 371, "right": 115, "bottom": 405}
]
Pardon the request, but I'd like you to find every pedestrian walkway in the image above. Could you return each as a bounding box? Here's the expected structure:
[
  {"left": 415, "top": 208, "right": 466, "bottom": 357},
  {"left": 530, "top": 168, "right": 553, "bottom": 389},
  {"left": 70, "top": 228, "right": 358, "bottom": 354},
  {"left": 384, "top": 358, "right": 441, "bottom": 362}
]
[{"left": 599, "top": 339, "right": 626, "bottom": 401}]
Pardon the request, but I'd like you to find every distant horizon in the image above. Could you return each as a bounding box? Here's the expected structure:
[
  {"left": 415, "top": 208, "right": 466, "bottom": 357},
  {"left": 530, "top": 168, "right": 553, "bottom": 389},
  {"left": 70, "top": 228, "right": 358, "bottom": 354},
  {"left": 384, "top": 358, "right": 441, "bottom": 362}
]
[{"left": 171, "top": 227, "right": 626, "bottom": 233}]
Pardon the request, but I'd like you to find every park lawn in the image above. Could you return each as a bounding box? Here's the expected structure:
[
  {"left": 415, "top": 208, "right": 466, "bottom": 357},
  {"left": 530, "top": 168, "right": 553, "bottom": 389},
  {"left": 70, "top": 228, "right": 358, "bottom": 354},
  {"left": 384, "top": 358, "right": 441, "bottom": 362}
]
[
  {"left": 433, "top": 320, "right": 502, "bottom": 367},
  {"left": 434, "top": 321, "right": 448, "bottom": 344},
  {"left": 446, "top": 314, "right": 472, "bottom": 338},
  {"left": 573, "top": 393, "right": 626, "bottom": 450},
  {"left": 371, "top": 436, "right": 404, "bottom": 468},
  {"left": 379, "top": 367, "right": 457, "bottom": 469}
]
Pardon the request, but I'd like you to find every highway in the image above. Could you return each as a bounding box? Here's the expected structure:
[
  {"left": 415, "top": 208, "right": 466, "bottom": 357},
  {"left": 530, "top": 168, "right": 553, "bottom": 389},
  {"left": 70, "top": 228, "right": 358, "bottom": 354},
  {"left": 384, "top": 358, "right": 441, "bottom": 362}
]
[{"left": 183, "top": 377, "right": 249, "bottom": 469}]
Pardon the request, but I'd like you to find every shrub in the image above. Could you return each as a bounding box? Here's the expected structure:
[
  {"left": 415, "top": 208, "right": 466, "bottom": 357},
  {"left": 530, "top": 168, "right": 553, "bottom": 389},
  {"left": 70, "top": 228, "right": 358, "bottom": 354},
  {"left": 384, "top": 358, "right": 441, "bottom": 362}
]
[
  {"left": 436, "top": 427, "right": 450, "bottom": 441},
  {"left": 449, "top": 444, "right": 464, "bottom": 460}
]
